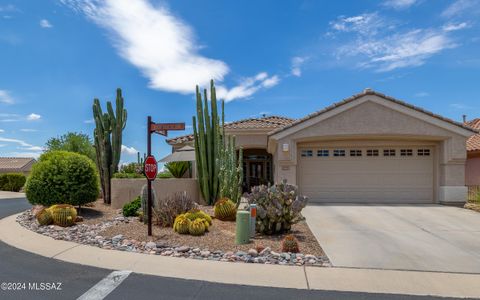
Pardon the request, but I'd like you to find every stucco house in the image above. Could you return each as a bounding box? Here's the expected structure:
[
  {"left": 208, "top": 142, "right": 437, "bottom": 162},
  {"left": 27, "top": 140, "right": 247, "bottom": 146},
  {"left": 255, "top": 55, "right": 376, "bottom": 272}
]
[
  {"left": 167, "top": 89, "right": 476, "bottom": 205},
  {"left": 0, "top": 157, "right": 36, "bottom": 176},
  {"left": 465, "top": 118, "right": 480, "bottom": 187}
]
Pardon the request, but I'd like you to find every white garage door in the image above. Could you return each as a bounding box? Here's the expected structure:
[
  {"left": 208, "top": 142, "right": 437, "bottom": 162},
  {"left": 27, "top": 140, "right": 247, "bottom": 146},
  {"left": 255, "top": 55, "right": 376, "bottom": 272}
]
[{"left": 298, "top": 146, "right": 434, "bottom": 203}]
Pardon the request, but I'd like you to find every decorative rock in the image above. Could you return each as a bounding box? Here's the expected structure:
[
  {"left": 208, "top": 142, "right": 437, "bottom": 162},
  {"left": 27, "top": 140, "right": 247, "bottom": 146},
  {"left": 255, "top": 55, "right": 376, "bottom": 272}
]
[
  {"left": 145, "top": 241, "right": 156, "bottom": 250},
  {"left": 75, "top": 216, "right": 84, "bottom": 222},
  {"left": 259, "top": 247, "right": 271, "bottom": 256},
  {"left": 235, "top": 251, "right": 247, "bottom": 256},
  {"left": 248, "top": 248, "right": 258, "bottom": 257},
  {"left": 176, "top": 246, "right": 190, "bottom": 253},
  {"left": 200, "top": 250, "right": 211, "bottom": 257},
  {"left": 270, "top": 251, "right": 280, "bottom": 258}
]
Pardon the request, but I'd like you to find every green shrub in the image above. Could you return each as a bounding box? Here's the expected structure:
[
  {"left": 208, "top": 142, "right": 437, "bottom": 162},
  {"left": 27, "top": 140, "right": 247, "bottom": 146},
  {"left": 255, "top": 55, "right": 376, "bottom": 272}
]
[
  {"left": 0, "top": 173, "right": 26, "bottom": 192},
  {"left": 152, "top": 192, "right": 197, "bottom": 227},
  {"left": 164, "top": 161, "right": 189, "bottom": 178},
  {"left": 157, "top": 171, "right": 173, "bottom": 179},
  {"left": 123, "top": 196, "right": 141, "bottom": 217},
  {"left": 112, "top": 172, "right": 144, "bottom": 179},
  {"left": 25, "top": 151, "right": 99, "bottom": 207}
]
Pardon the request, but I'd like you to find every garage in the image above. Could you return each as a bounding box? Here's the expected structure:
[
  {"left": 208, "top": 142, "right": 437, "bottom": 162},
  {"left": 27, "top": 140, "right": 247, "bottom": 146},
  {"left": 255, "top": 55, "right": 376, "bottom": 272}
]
[{"left": 297, "top": 145, "right": 434, "bottom": 203}]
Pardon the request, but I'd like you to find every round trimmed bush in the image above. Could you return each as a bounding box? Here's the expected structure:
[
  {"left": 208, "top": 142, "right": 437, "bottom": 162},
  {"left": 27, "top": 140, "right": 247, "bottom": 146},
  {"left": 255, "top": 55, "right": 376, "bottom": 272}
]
[{"left": 25, "top": 151, "right": 99, "bottom": 207}]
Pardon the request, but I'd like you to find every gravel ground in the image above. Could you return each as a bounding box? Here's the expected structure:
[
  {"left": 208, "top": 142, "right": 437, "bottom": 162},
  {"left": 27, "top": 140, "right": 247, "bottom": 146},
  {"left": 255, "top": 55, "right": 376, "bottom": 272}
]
[{"left": 464, "top": 202, "right": 480, "bottom": 213}]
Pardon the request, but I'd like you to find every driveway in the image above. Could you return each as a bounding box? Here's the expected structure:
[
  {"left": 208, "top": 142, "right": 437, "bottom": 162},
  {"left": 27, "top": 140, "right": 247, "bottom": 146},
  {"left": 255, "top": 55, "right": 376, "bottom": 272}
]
[{"left": 303, "top": 204, "right": 480, "bottom": 273}]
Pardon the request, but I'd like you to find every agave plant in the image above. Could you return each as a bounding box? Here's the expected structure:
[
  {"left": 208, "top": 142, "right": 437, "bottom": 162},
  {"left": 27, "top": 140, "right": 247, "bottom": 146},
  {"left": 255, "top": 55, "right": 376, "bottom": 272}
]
[{"left": 164, "top": 161, "right": 190, "bottom": 178}]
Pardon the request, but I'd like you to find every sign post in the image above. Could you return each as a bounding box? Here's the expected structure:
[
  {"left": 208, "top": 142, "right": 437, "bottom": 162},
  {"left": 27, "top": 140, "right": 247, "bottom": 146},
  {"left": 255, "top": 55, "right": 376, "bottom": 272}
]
[{"left": 145, "top": 116, "right": 185, "bottom": 236}]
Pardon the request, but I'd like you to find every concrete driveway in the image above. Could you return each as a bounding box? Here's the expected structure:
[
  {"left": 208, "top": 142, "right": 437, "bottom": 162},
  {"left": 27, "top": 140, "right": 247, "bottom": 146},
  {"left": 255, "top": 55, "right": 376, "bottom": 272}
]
[{"left": 303, "top": 204, "right": 480, "bottom": 274}]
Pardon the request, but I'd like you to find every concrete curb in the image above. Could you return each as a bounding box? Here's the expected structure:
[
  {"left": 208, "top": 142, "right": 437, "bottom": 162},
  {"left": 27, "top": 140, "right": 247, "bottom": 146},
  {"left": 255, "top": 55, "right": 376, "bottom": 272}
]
[
  {"left": 2, "top": 214, "right": 480, "bottom": 298},
  {"left": 0, "top": 191, "right": 26, "bottom": 199}
]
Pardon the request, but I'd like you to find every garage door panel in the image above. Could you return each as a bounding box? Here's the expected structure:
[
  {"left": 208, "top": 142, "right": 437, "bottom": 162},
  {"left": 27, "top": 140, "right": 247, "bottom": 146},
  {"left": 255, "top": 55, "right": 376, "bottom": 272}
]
[{"left": 298, "top": 146, "right": 434, "bottom": 203}]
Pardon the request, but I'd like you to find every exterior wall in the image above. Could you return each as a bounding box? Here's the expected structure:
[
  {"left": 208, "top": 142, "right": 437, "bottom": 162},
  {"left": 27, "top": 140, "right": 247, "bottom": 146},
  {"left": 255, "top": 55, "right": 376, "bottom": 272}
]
[
  {"left": 269, "top": 97, "right": 472, "bottom": 204},
  {"left": 225, "top": 129, "right": 269, "bottom": 149},
  {"left": 466, "top": 154, "right": 480, "bottom": 186},
  {"left": 111, "top": 178, "right": 203, "bottom": 209}
]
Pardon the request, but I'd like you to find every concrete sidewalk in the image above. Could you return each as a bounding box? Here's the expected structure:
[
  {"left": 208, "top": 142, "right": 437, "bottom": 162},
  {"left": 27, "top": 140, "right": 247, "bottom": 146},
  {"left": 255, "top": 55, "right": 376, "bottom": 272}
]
[
  {"left": 0, "top": 191, "right": 26, "bottom": 199},
  {"left": 1, "top": 214, "right": 480, "bottom": 298}
]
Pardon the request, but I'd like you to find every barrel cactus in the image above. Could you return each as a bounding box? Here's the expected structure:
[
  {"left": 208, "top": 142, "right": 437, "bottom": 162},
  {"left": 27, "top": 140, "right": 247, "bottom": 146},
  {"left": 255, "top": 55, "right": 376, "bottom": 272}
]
[
  {"left": 282, "top": 234, "right": 300, "bottom": 253},
  {"left": 184, "top": 209, "right": 212, "bottom": 225},
  {"left": 36, "top": 208, "right": 53, "bottom": 226},
  {"left": 244, "top": 180, "right": 308, "bottom": 235},
  {"left": 49, "top": 204, "right": 77, "bottom": 227},
  {"left": 189, "top": 218, "right": 206, "bottom": 236},
  {"left": 173, "top": 214, "right": 190, "bottom": 234},
  {"left": 214, "top": 198, "right": 236, "bottom": 221}
]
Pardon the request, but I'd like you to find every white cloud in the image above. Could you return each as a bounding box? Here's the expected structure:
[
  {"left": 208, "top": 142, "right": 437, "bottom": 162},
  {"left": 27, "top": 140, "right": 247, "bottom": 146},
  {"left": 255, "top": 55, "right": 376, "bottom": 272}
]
[
  {"left": 442, "top": 0, "right": 480, "bottom": 18},
  {"left": 216, "top": 72, "right": 280, "bottom": 102},
  {"left": 329, "top": 13, "right": 386, "bottom": 36},
  {"left": 21, "top": 146, "right": 44, "bottom": 151},
  {"left": 84, "top": 119, "right": 94, "bottom": 124},
  {"left": 0, "top": 90, "right": 14, "bottom": 104},
  {"left": 20, "top": 128, "right": 38, "bottom": 132},
  {"left": 450, "top": 103, "right": 472, "bottom": 109},
  {"left": 382, "top": 0, "right": 417, "bottom": 10},
  {"left": 62, "top": 0, "right": 279, "bottom": 101},
  {"left": 0, "top": 4, "right": 17, "bottom": 12},
  {"left": 0, "top": 129, "right": 4, "bottom": 133},
  {"left": 26, "top": 113, "right": 41, "bottom": 121},
  {"left": 39, "top": 19, "right": 53, "bottom": 28},
  {"left": 442, "top": 22, "right": 469, "bottom": 32},
  {"left": 121, "top": 144, "right": 138, "bottom": 155},
  {"left": 291, "top": 56, "right": 309, "bottom": 77},
  {"left": 0, "top": 137, "right": 32, "bottom": 147}
]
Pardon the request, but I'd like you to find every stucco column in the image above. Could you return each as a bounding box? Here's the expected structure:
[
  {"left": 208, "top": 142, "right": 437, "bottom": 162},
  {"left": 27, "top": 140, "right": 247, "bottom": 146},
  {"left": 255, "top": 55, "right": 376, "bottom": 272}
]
[{"left": 438, "top": 138, "right": 468, "bottom": 205}]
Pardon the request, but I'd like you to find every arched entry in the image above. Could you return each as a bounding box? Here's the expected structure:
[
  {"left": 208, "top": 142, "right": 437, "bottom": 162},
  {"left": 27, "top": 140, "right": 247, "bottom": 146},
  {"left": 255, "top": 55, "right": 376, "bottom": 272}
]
[{"left": 242, "top": 149, "right": 273, "bottom": 192}]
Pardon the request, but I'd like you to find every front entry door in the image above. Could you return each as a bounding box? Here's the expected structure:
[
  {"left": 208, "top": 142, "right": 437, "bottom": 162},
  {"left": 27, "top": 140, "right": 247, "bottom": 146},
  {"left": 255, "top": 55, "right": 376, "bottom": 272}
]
[
  {"left": 242, "top": 149, "right": 273, "bottom": 192},
  {"left": 249, "top": 161, "right": 264, "bottom": 188}
]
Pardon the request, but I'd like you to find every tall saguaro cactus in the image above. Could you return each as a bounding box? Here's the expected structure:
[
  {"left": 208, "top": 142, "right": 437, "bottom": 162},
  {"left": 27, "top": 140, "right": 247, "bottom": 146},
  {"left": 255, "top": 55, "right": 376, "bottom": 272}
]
[
  {"left": 93, "top": 88, "right": 127, "bottom": 204},
  {"left": 193, "top": 80, "right": 220, "bottom": 205},
  {"left": 193, "top": 80, "right": 243, "bottom": 206}
]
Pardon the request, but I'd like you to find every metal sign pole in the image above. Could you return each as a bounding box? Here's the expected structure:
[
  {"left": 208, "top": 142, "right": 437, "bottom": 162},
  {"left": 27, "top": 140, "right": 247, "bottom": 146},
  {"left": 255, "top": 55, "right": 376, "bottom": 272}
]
[{"left": 147, "top": 116, "right": 153, "bottom": 236}]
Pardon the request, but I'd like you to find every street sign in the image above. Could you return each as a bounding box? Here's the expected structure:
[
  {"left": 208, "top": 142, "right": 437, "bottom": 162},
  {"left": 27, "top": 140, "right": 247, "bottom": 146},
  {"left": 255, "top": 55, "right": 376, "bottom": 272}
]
[
  {"left": 144, "top": 156, "right": 157, "bottom": 181},
  {"left": 150, "top": 122, "right": 185, "bottom": 135}
]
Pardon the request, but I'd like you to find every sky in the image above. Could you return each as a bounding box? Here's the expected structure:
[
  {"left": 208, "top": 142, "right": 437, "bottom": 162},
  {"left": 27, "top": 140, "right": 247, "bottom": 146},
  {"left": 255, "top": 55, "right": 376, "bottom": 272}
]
[{"left": 0, "top": 0, "right": 479, "bottom": 163}]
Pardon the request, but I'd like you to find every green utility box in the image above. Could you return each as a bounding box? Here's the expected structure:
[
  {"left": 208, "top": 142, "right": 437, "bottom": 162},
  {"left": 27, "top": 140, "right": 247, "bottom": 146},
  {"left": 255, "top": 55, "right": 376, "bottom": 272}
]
[{"left": 235, "top": 211, "right": 250, "bottom": 245}]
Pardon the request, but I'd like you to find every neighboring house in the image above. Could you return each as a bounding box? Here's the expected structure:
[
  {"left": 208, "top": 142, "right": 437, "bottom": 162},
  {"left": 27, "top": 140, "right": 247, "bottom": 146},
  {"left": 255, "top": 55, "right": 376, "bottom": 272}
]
[
  {"left": 465, "top": 118, "right": 480, "bottom": 186},
  {"left": 0, "top": 157, "right": 36, "bottom": 176},
  {"left": 167, "top": 89, "right": 476, "bottom": 205}
]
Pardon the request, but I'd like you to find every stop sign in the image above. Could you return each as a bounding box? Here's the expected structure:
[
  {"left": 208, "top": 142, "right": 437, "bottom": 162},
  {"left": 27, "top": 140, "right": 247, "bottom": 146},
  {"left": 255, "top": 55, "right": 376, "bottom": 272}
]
[{"left": 144, "top": 156, "right": 157, "bottom": 180}]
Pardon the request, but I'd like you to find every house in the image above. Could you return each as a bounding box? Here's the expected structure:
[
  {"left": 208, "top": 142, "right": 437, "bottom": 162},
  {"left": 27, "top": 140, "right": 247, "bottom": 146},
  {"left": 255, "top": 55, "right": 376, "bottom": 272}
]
[
  {"left": 167, "top": 89, "right": 476, "bottom": 205},
  {"left": 0, "top": 157, "right": 36, "bottom": 176},
  {"left": 465, "top": 118, "right": 480, "bottom": 186}
]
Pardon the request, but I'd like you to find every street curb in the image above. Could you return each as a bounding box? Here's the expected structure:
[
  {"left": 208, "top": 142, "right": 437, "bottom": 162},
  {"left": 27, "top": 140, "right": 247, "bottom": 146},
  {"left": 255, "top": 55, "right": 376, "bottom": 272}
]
[{"left": 2, "top": 213, "right": 480, "bottom": 298}]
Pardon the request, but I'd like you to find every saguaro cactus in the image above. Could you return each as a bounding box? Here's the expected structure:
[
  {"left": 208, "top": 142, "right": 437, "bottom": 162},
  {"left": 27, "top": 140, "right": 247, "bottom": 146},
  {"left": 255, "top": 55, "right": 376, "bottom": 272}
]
[{"left": 93, "top": 88, "right": 127, "bottom": 204}]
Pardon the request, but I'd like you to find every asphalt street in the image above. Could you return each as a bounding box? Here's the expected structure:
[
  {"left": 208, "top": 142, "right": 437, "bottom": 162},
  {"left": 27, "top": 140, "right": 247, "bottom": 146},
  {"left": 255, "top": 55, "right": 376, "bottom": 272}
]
[{"left": 0, "top": 197, "right": 467, "bottom": 300}]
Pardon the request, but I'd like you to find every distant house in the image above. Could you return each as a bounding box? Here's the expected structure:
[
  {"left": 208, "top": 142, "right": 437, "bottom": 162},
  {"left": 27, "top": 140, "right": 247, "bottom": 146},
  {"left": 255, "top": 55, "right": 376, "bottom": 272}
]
[
  {"left": 0, "top": 157, "right": 36, "bottom": 176},
  {"left": 465, "top": 119, "right": 480, "bottom": 186},
  {"left": 167, "top": 89, "right": 476, "bottom": 205}
]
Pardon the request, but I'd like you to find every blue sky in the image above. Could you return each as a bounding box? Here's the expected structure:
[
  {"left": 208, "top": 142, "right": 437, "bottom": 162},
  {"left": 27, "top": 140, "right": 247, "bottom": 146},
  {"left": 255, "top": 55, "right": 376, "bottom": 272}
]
[{"left": 0, "top": 0, "right": 479, "bottom": 163}]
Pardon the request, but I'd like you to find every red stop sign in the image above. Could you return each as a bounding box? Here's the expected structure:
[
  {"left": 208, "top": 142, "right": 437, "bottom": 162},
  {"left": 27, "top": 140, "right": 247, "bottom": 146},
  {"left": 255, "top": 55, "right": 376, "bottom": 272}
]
[{"left": 144, "top": 156, "right": 157, "bottom": 180}]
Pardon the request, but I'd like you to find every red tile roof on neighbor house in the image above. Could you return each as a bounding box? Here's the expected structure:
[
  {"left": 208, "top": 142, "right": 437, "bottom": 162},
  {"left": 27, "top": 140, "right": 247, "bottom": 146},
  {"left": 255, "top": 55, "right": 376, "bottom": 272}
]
[
  {"left": 0, "top": 157, "right": 36, "bottom": 173},
  {"left": 466, "top": 118, "right": 480, "bottom": 152},
  {"left": 269, "top": 89, "right": 478, "bottom": 136},
  {"left": 166, "top": 115, "right": 295, "bottom": 145}
]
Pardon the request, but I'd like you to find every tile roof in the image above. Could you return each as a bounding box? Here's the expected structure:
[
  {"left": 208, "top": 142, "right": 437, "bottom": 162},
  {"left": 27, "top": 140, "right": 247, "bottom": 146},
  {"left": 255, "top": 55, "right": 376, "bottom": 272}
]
[
  {"left": 466, "top": 118, "right": 480, "bottom": 152},
  {"left": 166, "top": 116, "right": 295, "bottom": 145},
  {"left": 0, "top": 157, "right": 36, "bottom": 172},
  {"left": 269, "top": 89, "right": 477, "bottom": 136}
]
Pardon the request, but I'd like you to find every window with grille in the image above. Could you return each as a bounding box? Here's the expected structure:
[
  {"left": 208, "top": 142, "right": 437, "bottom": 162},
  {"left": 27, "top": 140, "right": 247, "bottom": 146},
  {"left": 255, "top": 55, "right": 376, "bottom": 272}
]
[
  {"left": 301, "top": 150, "right": 313, "bottom": 157},
  {"left": 400, "top": 149, "right": 413, "bottom": 156},
  {"left": 383, "top": 149, "right": 396, "bottom": 156},
  {"left": 367, "top": 149, "right": 379, "bottom": 156},
  {"left": 333, "top": 149, "right": 346, "bottom": 157},
  {"left": 417, "top": 149, "right": 430, "bottom": 156},
  {"left": 317, "top": 149, "right": 329, "bottom": 157},
  {"left": 350, "top": 149, "right": 362, "bottom": 156}
]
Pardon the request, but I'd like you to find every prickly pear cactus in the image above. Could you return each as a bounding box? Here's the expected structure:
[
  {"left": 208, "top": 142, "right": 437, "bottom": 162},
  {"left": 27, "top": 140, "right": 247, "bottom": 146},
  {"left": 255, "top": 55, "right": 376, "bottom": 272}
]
[
  {"left": 36, "top": 208, "right": 53, "bottom": 226},
  {"left": 282, "top": 234, "right": 300, "bottom": 253},
  {"left": 214, "top": 198, "right": 236, "bottom": 221},
  {"left": 49, "top": 204, "right": 77, "bottom": 227},
  {"left": 173, "top": 214, "right": 190, "bottom": 234},
  {"left": 188, "top": 218, "right": 206, "bottom": 236}
]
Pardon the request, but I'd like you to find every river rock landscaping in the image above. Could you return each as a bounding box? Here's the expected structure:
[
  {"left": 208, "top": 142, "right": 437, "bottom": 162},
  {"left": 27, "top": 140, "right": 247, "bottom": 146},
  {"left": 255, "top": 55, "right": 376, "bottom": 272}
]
[{"left": 17, "top": 200, "right": 330, "bottom": 267}]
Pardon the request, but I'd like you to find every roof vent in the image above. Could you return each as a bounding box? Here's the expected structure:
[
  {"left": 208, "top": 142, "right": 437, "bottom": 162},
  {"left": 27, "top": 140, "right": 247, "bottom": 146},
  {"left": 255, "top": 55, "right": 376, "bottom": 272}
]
[{"left": 364, "top": 88, "right": 373, "bottom": 94}]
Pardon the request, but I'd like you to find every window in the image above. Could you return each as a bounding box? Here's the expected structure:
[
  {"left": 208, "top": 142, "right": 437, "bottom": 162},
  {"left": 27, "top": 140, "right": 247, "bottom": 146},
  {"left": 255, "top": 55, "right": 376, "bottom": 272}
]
[
  {"left": 366, "top": 149, "right": 379, "bottom": 157},
  {"left": 383, "top": 149, "right": 396, "bottom": 156},
  {"left": 350, "top": 149, "right": 362, "bottom": 157},
  {"left": 333, "top": 149, "right": 346, "bottom": 157},
  {"left": 301, "top": 150, "right": 313, "bottom": 157},
  {"left": 418, "top": 149, "right": 430, "bottom": 156},
  {"left": 400, "top": 149, "right": 413, "bottom": 156},
  {"left": 317, "top": 149, "right": 329, "bottom": 157}
]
